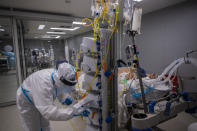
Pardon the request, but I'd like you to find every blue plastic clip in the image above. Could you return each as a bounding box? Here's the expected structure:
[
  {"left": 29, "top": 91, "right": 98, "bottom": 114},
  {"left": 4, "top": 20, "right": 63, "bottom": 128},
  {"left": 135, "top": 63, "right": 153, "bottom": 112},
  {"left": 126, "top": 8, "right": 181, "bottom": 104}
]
[
  {"left": 104, "top": 70, "right": 112, "bottom": 77},
  {"left": 81, "top": 110, "right": 90, "bottom": 117},
  {"left": 140, "top": 68, "right": 146, "bottom": 77},
  {"left": 148, "top": 101, "right": 156, "bottom": 113},
  {"left": 73, "top": 110, "right": 90, "bottom": 117},
  {"left": 62, "top": 97, "right": 72, "bottom": 105},
  {"left": 97, "top": 61, "right": 101, "bottom": 66},
  {"left": 97, "top": 47, "right": 100, "bottom": 51},
  {"left": 97, "top": 74, "right": 101, "bottom": 78},
  {"left": 96, "top": 83, "right": 101, "bottom": 89},
  {"left": 98, "top": 55, "right": 101, "bottom": 59},
  {"left": 164, "top": 101, "right": 171, "bottom": 115},
  {"left": 181, "top": 92, "right": 188, "bottom": 101},
  {"left": 181, "top": 92, "right": 193, "bottom": 101},
  {"left": 99, "top": 118, "right": 102, "bottom": 125},
  {"left": 96, "top": 41, "right": 100, "bottom": 45},
  {"left": 127, "top": 102, "right": 133, "bottom": 106},
  {"left": 105, "top": 115, "right": 112, "bottom": 123},
  {"left": 97, "top": 100, "right": 102, "bottom": 107}
]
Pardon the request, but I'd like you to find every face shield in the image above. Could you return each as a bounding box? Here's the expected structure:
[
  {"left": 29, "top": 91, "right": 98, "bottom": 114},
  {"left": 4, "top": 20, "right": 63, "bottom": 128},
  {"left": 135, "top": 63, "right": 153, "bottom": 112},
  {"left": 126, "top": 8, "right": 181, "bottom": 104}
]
[
  {"left": 53, "top": 62, "right": 77, "bottom": 104},
  {"left": 57, "top": 85, "right": 78, "bottom": 105},
  {"left": 59, "top": 85, "right": 75, "bottom": 93},
  {"left": 53, "top": 62, "right": 77, "bottom": 88}
]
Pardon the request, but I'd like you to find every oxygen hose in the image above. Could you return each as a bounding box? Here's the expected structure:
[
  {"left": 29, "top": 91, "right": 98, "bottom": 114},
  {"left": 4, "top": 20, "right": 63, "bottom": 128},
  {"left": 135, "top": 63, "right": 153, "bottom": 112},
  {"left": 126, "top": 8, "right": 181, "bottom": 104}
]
[{"left": 143, "top": 58, "right": 185, "bottom": 86}]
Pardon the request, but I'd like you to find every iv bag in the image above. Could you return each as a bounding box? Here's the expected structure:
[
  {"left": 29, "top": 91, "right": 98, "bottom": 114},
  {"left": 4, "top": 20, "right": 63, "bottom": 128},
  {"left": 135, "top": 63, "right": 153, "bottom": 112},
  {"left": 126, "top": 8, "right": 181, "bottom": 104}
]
[{"left": 123, "top": 0, "right": 134, "bottom": 23}]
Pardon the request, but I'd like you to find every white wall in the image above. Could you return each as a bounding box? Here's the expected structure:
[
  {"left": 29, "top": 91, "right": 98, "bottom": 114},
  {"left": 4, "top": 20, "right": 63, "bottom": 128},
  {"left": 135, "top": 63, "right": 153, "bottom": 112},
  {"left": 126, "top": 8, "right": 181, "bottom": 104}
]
[{"left": 122, "top": 0, "right": 197, "bottom": 92}]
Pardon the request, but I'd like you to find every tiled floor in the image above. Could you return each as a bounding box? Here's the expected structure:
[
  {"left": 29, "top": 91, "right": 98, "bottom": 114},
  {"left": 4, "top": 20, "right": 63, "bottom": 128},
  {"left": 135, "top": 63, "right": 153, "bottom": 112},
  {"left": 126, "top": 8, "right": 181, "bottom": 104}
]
[{"left": 0, "top": 70, "right": 18, "bottom": 104}]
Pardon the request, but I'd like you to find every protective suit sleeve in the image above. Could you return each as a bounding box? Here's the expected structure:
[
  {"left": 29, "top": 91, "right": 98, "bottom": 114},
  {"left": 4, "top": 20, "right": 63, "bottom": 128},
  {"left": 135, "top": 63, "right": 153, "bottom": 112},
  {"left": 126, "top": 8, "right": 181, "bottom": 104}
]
[{"left": 32, "top": 83, "right": 74, "bottom": 121}]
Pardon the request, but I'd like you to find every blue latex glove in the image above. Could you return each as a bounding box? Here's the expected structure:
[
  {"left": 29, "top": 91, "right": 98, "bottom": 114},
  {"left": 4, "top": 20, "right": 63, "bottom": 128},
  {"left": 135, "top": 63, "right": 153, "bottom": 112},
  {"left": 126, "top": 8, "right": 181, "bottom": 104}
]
[
  {"left": 62, "top": 97, "right": 72, "bottom": 105},
  {"left": 73, "top": 110, "right": 90, "bottom": 117},
  {"left": 80, "top": 110, "right": 90, "bottom": 117}
]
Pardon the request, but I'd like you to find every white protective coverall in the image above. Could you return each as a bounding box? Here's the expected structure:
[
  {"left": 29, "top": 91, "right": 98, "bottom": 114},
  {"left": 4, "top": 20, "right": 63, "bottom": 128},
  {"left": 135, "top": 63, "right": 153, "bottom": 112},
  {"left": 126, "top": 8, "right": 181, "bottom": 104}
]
[{"left": 16, "top": 63, "right": 78, "bottom": 131}]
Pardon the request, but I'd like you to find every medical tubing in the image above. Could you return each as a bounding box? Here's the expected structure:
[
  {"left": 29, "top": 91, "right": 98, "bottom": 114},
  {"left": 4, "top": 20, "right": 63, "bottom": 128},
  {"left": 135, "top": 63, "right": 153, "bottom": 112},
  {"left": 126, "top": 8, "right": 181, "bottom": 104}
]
[
  {"left": 75, "top": 50, "right": 83, "bottom": 96},
  {"left": 154, "top": 58, "right": 185, "bottom": 85},
  {"left": 157, "top": 58, "right": 184, "bottom": 80},
  {"left": 143, "top": 57, "right": 197, "bottom": 87},
  {"left": 102, "top": 1, "right": 107, "bottom": 23},
  {"left": 119, "top": 67, "right": 136, "bottom": 98},
  {"left": 144, "top": 58, "right": 183, "bottom": 85},
  {"left": 80, "top": 1, "right": 119, "bottom": 95},
  {"left": 153, "top": 58, "right": 183, "bottom": 83},
  {"left": 119, "top": 80, "right": 127, "bottom": 99},
  {"left": 143, "top": 58, "right": 185, "bottom": 85},
  {"left": 104, "top": 4, "right": 119, "bottom": 61},
  {"left": 85, "top": 4, "right": 119, "bottom": 94}
]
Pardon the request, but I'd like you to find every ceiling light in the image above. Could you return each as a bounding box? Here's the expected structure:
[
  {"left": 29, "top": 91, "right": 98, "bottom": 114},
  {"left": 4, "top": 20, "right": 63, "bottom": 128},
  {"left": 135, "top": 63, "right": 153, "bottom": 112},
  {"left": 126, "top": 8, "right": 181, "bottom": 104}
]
[
  {"left": 55, "top": 36, "right": 61, "bottom": 39},
  {"left": 0, "top": 29, "right": 5, "bottom": 32},
  {"left": 42, "top": 35, "right": 53, "bottom": 39},
  {"left": 47, "top": 32, "right": 66, "bottom": 35},
  {"left": 72, "top": 21, "right": 86, "bottom": 25},
  {"left": 50, "top": 27, "right": 80, "bottom": 31},
  {"left": 41, "top": 35, "right": 61, "bottom": 39},
  {"left": 38, "top": 25, "right": 45, "bottom": 30},
  {"left": 133, "top": 0, "right": 143, "bottom": 2}
]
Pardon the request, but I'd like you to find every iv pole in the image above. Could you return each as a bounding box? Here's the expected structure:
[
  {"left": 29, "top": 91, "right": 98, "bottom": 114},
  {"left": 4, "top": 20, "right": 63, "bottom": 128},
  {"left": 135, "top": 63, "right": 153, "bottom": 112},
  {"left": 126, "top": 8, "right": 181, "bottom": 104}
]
[{"left": 127, "top": 30, "right": 148, "bottom": 113}]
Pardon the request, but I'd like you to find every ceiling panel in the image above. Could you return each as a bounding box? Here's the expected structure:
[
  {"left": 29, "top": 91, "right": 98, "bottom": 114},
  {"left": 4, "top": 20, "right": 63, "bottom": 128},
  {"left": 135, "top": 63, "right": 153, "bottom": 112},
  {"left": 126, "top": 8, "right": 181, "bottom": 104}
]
[
  {"left": 0, "top": 0, "right": 92, "bottom": 17},
  {"left": 23, "top": 20, "right": 92, "bottom": 40},
  {"left": 0, "top": 0, "right": 187, "bottom": 18}
]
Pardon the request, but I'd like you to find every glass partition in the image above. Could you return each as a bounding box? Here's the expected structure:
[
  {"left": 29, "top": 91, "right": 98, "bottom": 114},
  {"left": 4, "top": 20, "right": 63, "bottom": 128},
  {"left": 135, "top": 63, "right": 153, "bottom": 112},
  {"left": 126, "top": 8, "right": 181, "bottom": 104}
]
[
  {"left": 22, "top": 20, "right": 69, "bottom": 76},
  {"left": 0, "top": 17, "right": 18, "bottom": 104},
  {"left": 21, "top": 19, "right": 92, "bottom": 77}
]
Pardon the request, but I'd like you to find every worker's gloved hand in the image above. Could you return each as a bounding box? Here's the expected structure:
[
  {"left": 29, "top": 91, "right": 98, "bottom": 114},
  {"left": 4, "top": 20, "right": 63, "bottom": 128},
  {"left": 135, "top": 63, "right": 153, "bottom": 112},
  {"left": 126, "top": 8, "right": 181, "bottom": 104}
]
[
  {"left": 62, "top": 96, "right": 73, "bottom": 105},
  {"left": 80, "top": 110, "right": 90, "bottom": 117},
  {"left": 73, "top": 109, "right": 90, "bottom": 117}
]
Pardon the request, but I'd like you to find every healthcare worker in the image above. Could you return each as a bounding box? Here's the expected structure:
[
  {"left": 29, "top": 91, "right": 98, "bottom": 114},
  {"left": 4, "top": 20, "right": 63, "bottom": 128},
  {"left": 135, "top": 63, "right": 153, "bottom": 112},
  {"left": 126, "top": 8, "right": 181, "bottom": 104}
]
[{"left": 16, "top": 62, "right": 84, "bottom": 131}]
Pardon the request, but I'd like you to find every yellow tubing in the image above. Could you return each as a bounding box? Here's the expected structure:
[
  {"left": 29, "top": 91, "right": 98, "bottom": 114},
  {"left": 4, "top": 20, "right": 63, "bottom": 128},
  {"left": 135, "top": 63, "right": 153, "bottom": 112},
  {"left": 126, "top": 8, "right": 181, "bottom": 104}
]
[
  {"left": 86, "top": 3, "right": 119, "bottom": 94},
  {"left": 75, "top": 50, "right": 83, "bottom": 96},
  {"left": 119, "top": 67, "right": 136, "bottom": 99},
  {"left": 104, "top": 4, "right": 119, "bottom": 61},
  {"left": 119, "top": 80, "right": 127, "bottom": 99},
  {"left": 80, "top": 1, "right": 119, "bottom": 95}
]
